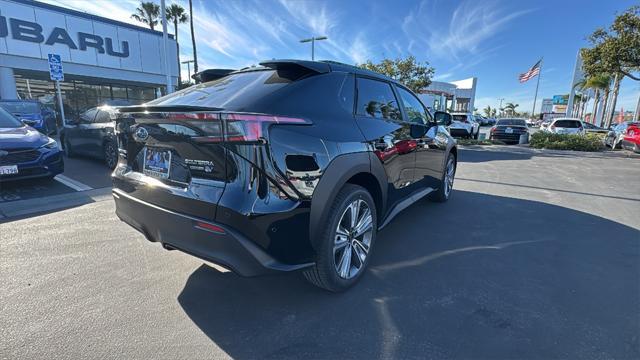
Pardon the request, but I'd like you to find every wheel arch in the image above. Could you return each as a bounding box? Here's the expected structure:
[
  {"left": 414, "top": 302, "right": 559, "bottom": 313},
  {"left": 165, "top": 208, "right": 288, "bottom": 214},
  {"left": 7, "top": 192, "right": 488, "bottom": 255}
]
[{"left": 309, "top": 151, "right": 387, "bottom": 249}]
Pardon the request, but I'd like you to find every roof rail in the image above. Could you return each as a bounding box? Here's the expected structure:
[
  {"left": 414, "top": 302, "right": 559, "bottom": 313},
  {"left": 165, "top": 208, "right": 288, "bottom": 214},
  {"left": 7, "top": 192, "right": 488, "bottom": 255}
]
[
  {"left": 259, "top": 59, "right": 331, "bottom": 74},
  {"left": 192, "top": 69, "right": 235, "bottom": 83}
]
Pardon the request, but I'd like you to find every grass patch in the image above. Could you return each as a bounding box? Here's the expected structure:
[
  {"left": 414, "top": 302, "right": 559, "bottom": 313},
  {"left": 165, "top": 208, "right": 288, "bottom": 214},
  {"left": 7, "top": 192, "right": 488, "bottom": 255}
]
[
  {"left": 457, "top": 139, "right": 506, "bottom": 146},
  {"left": 529, "top": 132, "right": 605, "bottom": 152}
]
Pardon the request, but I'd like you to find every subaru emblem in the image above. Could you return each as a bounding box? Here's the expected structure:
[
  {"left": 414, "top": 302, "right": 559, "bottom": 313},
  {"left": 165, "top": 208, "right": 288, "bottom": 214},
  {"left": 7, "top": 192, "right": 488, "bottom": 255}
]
[{"left": 134, "top": 127, "right": 149, "bottom": 142}]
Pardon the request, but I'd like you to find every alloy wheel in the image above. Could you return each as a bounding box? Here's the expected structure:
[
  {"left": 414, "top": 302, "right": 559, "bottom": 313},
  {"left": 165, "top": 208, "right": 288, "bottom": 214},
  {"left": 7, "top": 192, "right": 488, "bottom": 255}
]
[
  {"left": 444, "top": 158, "right": 455, "bottom": 197},
  {"left": 105, "top": 142, "right": 117, "bottom": 169},
  {"left": 333, "top": 199, "right": 373, "bottom": 279}
]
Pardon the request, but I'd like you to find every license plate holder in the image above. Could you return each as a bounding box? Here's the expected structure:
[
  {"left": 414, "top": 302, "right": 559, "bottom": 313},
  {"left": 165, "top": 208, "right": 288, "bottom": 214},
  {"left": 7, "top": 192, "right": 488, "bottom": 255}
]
[
  {"left": 143, "top": 147, "right": 172, "bottom": 179},
  {"left": 505, "top": 127, "right": 513, "bottom": 134},
  {"left": 0, "top": 165, "right": 18, "bottom": 175}
]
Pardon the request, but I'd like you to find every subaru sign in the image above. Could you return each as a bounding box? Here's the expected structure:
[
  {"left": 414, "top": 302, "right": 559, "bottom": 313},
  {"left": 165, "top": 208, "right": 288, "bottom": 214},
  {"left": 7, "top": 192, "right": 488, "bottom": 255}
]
[{"left": 48, "top": 53, "right": 64, "bottom": 81}]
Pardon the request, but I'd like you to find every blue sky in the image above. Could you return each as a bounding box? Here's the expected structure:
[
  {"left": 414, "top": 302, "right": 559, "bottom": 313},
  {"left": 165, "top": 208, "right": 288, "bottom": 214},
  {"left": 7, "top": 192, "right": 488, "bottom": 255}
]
[{"left": 43, "top": 0, "right": 639, "bottom": 113}]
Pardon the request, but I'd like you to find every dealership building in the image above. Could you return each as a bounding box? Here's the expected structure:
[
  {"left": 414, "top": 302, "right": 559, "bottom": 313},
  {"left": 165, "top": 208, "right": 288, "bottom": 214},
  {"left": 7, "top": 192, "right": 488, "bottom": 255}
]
[
  {"left": 417, "top": 78, "right": 478, "bottom": 113},
  {"left": 0, "top": 0, "right": 178, "bottom": 117}
]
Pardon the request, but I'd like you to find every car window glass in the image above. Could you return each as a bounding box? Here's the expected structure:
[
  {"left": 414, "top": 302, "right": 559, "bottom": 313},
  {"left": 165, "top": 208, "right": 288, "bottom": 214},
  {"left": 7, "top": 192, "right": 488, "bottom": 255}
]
[
  {"left": 397, "top": 87, "right": 429, "bottom": 125},
  {"left": 338, "top": 73, "right": 355, "bottom": 114},
  {"left": 80, "top": 109, "right": 98, "bottom": 123},
  {"left": 356, "top": 78, "right": 401, "bottom": 120},
  {"left": 94, "top": 110, "right": 112, "bottom": 123}
]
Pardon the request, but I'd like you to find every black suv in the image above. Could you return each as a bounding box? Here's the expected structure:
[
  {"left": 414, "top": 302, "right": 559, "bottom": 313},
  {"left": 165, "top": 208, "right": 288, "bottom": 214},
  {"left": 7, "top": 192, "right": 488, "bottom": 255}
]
[
  {"left": 112, "top": 60, "right": 457, "bottom": 291},
  {"left": 61, "top": 106, "right": 119, "bottom": 169}
]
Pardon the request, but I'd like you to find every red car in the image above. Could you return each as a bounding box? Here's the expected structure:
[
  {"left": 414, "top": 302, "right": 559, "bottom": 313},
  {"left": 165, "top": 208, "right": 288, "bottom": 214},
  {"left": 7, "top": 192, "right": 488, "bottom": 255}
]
[{"left": 621, "top": 123, "right": 640, "bottom": 153}]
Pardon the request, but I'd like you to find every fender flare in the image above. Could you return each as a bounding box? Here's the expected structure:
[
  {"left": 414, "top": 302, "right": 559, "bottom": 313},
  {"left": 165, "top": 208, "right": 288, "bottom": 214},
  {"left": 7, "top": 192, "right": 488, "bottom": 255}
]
[{"left": 308, "top": 151, "right": 387, "bottom": 249}]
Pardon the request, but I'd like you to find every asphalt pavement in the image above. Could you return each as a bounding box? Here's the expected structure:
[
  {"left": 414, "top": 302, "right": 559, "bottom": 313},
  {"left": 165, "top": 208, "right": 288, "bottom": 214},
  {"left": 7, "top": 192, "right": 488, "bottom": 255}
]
[{"left": 1, "top": 147, "right": 639, "bottom": 360}]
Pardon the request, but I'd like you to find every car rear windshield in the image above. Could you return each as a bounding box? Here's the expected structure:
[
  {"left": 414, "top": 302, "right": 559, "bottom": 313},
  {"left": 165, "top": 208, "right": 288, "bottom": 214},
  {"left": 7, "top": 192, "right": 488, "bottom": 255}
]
[
  {"left": 147, "top": 70, "right": 300, "bottom": 109},
  {"left": 497, "top": 119, "right": 526, "bottom": 126},
  {"left": 452, "top": 115, "right": 468, "bottom": 121},
  {"left": 0, "top": 107, "right": 24, "bottom": 128},
  {"left": 554, "top": 120, "right": 581, "bottom": 128},
  {"left": 0, "top": 101, "right": 40, "bottom": 114}
]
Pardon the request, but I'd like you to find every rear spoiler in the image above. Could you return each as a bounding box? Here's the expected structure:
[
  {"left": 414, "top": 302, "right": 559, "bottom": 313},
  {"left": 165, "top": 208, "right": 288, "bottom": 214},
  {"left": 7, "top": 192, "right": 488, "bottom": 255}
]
[
  {"left": 192, "top": 69, "right": 235, "bottom": 83},
  {"left": 259, "top": 59, "right": 330, "bottom": 74},
  {"left": 115, "top": 105, "right": 223, "bottom": 114}
]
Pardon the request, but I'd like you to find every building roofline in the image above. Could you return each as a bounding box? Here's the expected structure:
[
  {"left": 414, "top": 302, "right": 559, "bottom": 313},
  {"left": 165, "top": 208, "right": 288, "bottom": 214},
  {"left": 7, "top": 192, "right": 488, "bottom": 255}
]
[{"left": 9, "top": 0, "right": 175, "bottom": 39}]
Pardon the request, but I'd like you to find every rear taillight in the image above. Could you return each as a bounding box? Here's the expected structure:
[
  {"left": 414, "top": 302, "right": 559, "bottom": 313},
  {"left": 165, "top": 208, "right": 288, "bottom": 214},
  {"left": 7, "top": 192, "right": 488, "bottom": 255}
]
[
  {"left": 224, "top": 113, "right": 308, "bottom": 143},
  {"left": 550, "top": 125, "right": 556, "bottom": 130},
  {"left": 490, "top": 126, "right": 496, "bottom": 133},
  {"left": 173, "top": 112, "right": 309, "bottom": 143}
]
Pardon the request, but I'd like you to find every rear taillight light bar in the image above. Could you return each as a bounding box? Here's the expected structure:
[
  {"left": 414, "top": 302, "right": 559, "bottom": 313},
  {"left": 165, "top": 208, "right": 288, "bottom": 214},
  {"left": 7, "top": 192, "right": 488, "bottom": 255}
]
[{"left": 160, "top": 112, "right": 310, "bottom": 143}]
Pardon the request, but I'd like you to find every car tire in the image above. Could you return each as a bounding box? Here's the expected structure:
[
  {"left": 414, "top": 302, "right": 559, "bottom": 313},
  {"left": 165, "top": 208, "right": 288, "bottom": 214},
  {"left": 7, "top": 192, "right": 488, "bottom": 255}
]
[
  {"left": 303, "top": 184, "right": 377, "bottom": 292},
  {"left": 430, "top": 152, "right": 456, "bottom": 203},
  {"left": 63, "top": 137, "right": 74, "bottom": 158},
  {"left": 104, "top": 140, "right": 118, "bottom": 169}
]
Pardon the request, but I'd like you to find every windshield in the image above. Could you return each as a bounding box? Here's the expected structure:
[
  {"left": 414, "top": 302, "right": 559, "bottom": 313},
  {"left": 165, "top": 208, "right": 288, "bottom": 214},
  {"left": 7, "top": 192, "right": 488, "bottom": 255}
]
[
  {"left": 0, "top": 101, "right": 40, "bottom": 114},
  {"left": 496, "top": 119, "right": 527, "bottom": 126},
  {"left": 0, "top": 107, "right": 24, "bottom": 128}
]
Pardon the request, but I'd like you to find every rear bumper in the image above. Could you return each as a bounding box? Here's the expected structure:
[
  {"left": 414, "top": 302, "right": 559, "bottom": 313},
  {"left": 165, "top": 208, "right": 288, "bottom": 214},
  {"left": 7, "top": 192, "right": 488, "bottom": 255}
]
[
  {"left": 621, "top": 140, "right": 640, "bottom": 153},
  {"left": 490, "top": 133, "right": 527, "bottom": 143},
  {"left": 449, "top": 128, "right": 471, "bottom": 137},
  {"left": 112, "top": 188, "right": 314, "bottom": 276}
]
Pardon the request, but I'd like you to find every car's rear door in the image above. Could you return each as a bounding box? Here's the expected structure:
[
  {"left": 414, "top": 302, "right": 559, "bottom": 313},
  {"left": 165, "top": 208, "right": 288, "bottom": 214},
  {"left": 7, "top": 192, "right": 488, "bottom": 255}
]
[
  {"left": 72, "top": 108, "right": 98, "bottom": 154},
  {"left": 352, "top": 77, "right": 418, "bottom": 208}
]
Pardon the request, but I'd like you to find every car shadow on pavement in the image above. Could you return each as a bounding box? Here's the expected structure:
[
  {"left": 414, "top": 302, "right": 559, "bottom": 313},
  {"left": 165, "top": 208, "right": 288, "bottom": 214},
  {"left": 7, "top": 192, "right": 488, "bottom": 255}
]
[{"left": 177, "top": 190, "right": 640, "bottom": 360}]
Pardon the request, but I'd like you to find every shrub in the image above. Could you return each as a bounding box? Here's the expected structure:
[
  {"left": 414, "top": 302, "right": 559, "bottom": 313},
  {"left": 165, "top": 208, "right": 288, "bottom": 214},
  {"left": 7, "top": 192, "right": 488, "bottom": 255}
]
[
  {"left": 456, "top": 139, "right": 505, "bottom": 146},
  {"left": 529, "top": 132, "right": 605, "bottom": 151}
]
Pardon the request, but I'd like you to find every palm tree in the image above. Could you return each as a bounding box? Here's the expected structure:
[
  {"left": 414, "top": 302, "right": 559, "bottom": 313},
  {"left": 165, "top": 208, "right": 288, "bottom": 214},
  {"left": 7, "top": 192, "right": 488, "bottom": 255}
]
[
  {"left": 504, "top": 102, "right": 519, "bottom": 116},
  {"left": 483, "top": 105, "right": 492, "bottom": 118},
  {"left": 188, "top": 0, "right": 198, "bottom": 75},
  {"left": 166, "top": 3, "right": 188, "bottom": 85},
  {"left": 131, "top": 1, "right": 160, "bottom": 30},
  {"left": 581, "top": 74, "right": 611, "bottom": 125}
]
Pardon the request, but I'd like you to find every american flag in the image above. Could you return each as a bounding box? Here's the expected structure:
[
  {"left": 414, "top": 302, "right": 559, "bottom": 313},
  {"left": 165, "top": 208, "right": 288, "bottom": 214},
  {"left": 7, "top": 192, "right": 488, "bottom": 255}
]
[{"left": 519, "top": 60, "right": 541, "bottom": 83}]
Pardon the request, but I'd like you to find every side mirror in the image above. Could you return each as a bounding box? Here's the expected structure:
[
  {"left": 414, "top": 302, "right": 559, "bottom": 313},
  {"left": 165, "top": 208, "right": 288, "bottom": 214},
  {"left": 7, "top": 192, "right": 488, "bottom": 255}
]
[{"left": 434, "top": 111, "right": 452, "bottom": 126}]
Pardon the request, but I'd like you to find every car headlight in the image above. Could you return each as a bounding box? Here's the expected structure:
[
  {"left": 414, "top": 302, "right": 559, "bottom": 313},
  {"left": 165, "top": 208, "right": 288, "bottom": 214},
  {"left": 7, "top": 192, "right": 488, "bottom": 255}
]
[{"left": 41, "top": 138, "right": 58, "bottom": 150}]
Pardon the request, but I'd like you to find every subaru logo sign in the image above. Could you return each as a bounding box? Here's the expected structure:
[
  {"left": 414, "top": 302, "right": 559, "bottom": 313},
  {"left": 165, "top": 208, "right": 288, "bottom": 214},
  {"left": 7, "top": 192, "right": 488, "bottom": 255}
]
[{"left": 134, "top": 127, "right": 149, "bottom": 142}]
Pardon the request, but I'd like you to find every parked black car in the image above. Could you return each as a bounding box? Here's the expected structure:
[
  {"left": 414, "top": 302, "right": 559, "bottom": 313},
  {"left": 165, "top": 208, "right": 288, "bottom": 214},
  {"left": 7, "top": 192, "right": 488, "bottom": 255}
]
[
  {"left": 112, "top": 60, "right": 458, "bottom": 291},
  {"left": 60, "top": 106, "right": 118, "bottom": 169},
  {"left": 489, "top": 118, "right": 529, "bottom": 144}
]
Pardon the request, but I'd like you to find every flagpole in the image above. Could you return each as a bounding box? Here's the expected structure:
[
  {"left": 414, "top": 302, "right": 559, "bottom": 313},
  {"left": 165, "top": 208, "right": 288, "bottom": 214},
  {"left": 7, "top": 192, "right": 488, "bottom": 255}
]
[{"left": 531, "top": 58, "right": 542, "bottom": 118}]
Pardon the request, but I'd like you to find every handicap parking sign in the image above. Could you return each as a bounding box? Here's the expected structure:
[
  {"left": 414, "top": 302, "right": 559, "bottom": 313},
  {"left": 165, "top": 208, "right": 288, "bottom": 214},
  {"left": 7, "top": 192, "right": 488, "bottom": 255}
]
[{"left": 47, "top": 54, "right": 64, "bottom": 81}]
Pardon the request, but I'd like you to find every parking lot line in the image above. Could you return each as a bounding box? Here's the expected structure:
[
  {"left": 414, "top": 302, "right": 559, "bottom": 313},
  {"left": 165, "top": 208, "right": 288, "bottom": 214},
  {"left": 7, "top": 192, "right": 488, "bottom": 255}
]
[{"left": 54, "top": 175, "right": 94, "bottom": 192}]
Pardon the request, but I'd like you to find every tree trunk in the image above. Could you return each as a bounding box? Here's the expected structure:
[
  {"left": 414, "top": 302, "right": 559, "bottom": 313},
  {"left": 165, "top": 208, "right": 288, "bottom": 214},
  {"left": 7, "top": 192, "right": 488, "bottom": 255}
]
[
  {"left": 189, "top": 0, "right": 198, "bottom": 74},
  {"left": 604, "top": 73, "right": 621, "bottom": 128},
  {"left": 635, "top": 93, "right": 640, "bottom": 122},
  {"left": 174, "top": 21, "right": 181, "bottom": 86},
  {"left": 599, "top": 86, "right": 610, "bottom": 127},
  {"left": 591, "top": 89, "right": 600, "bottom": 125}
]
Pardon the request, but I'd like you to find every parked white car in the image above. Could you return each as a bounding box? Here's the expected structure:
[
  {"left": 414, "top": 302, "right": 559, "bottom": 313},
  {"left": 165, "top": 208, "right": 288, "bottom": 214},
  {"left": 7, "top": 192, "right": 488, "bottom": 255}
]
[
  {"left": 449, "top": 113, "right": 480, "bottom": 139},
  {"left": 544, "top": 118, "right": 585, "bottom": 135}
]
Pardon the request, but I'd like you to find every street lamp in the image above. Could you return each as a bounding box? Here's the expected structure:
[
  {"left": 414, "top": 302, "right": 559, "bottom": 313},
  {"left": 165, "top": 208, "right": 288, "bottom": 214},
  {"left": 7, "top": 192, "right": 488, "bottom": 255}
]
[
  {"left": 300, "top": 36, "right": 328, "bottom": 61},
  {"left": 182, "top": 60, "right": 195, "bottom": 83},
  {"left": 498, "top": 98, "right": 505, "bottom": 118}
]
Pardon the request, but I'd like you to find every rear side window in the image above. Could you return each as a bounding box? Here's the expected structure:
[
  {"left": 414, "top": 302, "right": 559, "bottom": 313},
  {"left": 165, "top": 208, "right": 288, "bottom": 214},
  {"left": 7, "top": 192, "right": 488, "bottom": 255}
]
[
  {"left": 148, "top": 70, "right": 295, "bottom": 109},
  {"left": 356, "top": 78, "right": 401, "bottom": 120},
  {"left": 554, "top": 120, "right": 581, "bottom": 128},
  {"left": 94, "top": 110, "right": 111, "bottom": 123}
]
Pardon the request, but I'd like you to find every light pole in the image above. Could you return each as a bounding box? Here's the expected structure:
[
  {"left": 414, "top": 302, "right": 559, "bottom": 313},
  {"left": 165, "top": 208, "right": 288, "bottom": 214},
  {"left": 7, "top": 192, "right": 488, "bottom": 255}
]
[
  {"left": 182, "top": 60, "right": 195, "bottom": 83},
  {"left": 498, "top": 98, "right": 505, "bottom": 118},
  {"left": 300, "top": 36, "right": 327, "bottom": 61}
]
